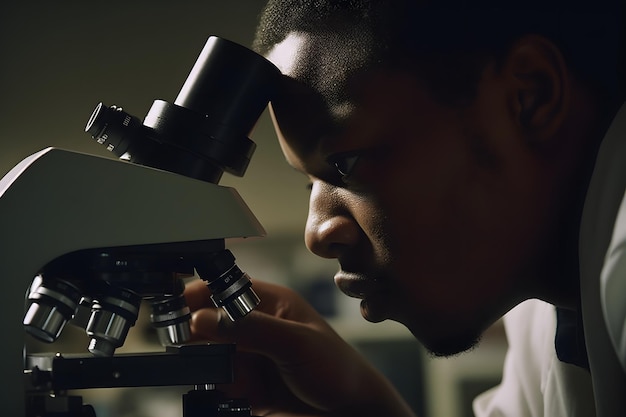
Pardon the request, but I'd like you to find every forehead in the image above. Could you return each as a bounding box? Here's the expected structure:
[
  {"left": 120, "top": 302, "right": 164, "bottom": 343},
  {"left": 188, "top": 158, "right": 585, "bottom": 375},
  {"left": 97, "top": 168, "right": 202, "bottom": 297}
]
[
  {"left": 265, "top": 28, "right": 380, "bottom": 115},
  {"left": 264, "top": 34, "right": 431, "bottom": 179}
]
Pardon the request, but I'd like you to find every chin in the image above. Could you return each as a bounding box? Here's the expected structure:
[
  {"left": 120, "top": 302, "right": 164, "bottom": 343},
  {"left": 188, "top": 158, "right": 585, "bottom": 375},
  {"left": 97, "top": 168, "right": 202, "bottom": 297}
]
[
  {"left": 423, "top": 334, "right": 482, "bottom": 358},
  {"left": 403, "top": 320, "right": 483, "bottom": 358}
]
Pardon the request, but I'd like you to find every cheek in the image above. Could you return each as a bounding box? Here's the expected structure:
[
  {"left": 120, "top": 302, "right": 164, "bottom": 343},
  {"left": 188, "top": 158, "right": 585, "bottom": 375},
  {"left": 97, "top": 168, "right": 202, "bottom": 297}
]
[
  {"left": 363, "top": 137, "right": 532, "bottom": 308},
  {"left": 366, "top": 138, "right": 474, "bottom": 267}
]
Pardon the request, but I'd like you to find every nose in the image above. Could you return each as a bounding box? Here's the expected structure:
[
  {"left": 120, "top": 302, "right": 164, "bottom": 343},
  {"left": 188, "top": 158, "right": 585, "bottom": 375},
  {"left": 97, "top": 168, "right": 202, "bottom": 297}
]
[{"left": 304, "top": 182, "right": 361, "bottom": 259}]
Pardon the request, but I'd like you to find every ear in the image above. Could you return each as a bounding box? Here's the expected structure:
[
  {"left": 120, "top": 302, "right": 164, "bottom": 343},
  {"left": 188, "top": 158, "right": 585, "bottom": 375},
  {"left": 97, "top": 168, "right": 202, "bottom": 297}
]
[{"left": 503, "top": 35, "right": 570, "bottom": 141}]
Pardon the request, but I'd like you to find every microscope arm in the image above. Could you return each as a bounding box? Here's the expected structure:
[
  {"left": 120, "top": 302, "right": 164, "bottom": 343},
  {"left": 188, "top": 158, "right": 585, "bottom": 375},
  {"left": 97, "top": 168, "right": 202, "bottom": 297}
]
[{"left": 0, "top": 147, "right": 265, "bottom": 416}]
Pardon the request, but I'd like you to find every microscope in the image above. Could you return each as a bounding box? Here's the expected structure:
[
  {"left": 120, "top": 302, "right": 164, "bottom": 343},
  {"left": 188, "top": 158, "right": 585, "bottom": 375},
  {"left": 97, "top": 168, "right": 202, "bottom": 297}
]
[{"left": 0, "top": 36, "right": 281, "bottom": 416}]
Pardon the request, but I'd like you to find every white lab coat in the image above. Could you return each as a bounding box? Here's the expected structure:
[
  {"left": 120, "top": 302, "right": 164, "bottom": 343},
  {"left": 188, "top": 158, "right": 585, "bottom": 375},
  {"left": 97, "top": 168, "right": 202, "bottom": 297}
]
[{"left": 473, "top": 103, "right": 626, "bottom": 417}]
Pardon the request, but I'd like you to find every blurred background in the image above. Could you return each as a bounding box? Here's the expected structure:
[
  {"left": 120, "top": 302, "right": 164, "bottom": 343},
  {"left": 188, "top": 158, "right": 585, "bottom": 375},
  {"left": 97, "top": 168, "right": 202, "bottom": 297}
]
[{"left": 1, "top": 2, "right": 506, "bottom": 416}]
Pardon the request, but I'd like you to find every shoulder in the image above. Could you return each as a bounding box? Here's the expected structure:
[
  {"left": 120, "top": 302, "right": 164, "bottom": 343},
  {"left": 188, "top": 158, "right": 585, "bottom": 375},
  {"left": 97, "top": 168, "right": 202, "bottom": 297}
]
[{"left": 473, "top": 300, "right": 595, "bottom": 417}]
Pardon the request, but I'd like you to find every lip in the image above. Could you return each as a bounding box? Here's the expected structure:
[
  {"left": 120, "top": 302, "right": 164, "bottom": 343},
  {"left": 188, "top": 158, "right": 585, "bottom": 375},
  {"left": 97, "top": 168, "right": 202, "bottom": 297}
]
[
  {"left": 333, "top": 270, "right": 388, "bottom": 300},
  {"left": 334, "top": 270, "right": 394, "bottom": 323}
]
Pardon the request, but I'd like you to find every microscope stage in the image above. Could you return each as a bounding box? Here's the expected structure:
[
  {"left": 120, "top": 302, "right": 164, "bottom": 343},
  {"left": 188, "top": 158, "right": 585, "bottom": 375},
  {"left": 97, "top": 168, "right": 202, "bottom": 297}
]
[{"left": 25, "top": 344, "right": 236, "bottom": 390}]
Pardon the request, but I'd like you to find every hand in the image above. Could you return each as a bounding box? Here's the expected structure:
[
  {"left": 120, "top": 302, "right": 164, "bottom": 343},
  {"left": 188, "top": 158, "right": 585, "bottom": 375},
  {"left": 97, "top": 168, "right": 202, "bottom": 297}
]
[{"left": 184, "top": 279, "right": 416, "bottom": 417}]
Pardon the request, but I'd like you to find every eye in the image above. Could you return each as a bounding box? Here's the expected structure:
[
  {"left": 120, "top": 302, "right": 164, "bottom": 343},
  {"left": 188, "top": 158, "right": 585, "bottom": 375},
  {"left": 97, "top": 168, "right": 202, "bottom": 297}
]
[{"left": 328, "top": 153, "right": 360, "bottom": 180}]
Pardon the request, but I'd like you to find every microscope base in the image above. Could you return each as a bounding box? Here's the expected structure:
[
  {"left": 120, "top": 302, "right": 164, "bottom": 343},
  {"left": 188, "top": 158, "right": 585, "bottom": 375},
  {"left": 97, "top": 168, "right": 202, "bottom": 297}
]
[{"left": 25, "top": 344, "right": 256, "bottom": 417}]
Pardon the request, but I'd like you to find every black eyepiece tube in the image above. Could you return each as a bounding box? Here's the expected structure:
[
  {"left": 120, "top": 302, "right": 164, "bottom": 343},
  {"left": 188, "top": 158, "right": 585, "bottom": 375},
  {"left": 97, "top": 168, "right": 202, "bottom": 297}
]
[
  {"left": 140, "top": 36, "right": 281, "bottom": 178},
  {"left": 174, "top": 37, "right": 280, "bottom": 139}
]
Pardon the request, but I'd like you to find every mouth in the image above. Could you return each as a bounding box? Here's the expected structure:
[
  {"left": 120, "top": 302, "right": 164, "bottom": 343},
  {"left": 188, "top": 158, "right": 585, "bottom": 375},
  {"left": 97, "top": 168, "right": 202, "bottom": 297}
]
[
  {"left": 334, "top": 271, "right": 393, "bottom": 323},
  {"left": 333, "top": 271, "right": 384, "bottom": 299}
]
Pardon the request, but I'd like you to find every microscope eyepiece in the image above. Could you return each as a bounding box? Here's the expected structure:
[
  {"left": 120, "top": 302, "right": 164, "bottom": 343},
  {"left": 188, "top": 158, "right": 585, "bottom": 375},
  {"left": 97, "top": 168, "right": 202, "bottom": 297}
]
[
  {"left": 84, "top": 36, "right": 280, "bottom": 184},
  {"left": 195, "top": 250, "right": 260, "bottom": 321},
  {"left": 23, "top": 275, "right": 82, "bottom": 343},
  {"left": 85, "top": 103, "right": 142, "bottom": 159},
  {"left": 86, "top": 283, "right": 141, "bottom": 357}
]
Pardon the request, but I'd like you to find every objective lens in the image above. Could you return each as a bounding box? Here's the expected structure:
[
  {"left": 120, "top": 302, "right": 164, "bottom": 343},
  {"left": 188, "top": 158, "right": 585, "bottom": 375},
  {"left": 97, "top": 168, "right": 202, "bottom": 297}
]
[
  {"left": 23, "top": 276, "right": 82, "bottom": 343},
  {"left": 150, "top": 294, "right": 192, "bottom": 346},
  {"left": 70, "top": 296, "right": 94, "bottom": 330},
  {"left": 195, "top": 250, "right": 260, "bottom": 321},
  {"left": 86, "top": 284, "right": 141, "bottom": 356}
]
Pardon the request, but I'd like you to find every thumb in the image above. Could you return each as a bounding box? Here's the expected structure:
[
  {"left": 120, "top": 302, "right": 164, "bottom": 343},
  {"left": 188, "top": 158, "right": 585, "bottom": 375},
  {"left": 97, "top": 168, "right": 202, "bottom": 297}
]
[
  {"left": 187, "top": 278, "right": 332, "bottom": 363},
  {"left": 190, "top": 305, "right": 331, "bottom": 366}
]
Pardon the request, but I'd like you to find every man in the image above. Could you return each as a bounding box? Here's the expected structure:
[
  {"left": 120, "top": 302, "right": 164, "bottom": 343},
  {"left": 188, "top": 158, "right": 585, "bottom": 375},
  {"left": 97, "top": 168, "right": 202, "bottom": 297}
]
[{"left": 184, "top": 0, "right": 625, "bottom": 415}]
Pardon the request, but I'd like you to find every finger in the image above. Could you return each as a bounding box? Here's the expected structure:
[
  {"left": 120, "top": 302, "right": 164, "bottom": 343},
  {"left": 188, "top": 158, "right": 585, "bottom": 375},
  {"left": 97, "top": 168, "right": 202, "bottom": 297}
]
[
  {"left": 183, "top": 278, "right": 213, "bottom": 311},
  {"left": 185, "top": 279, "right": 324, "bottom": 324},
  {"left": 190, "top": 306, "right": 330, "bottom": 363}
]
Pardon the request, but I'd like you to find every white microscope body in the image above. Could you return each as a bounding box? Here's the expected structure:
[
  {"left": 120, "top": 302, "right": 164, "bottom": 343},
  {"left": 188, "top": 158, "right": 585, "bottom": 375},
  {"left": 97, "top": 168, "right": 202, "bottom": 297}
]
[
  {"left": 0, "top": 35, "right": 280, "bottom": 416},
  {"left": 0, "top": 148, "right": 265, "bottom": 415}
]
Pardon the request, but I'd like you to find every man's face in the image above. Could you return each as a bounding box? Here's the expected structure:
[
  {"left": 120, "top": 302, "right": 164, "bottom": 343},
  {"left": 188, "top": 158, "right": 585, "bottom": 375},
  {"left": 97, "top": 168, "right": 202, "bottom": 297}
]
[{"left": 266, "top": 31, "right": 555, "bottom": 356}]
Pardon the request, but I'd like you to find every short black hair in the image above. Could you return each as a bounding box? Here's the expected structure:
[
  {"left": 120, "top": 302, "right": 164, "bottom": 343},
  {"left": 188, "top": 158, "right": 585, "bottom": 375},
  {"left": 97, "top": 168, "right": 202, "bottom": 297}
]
[{"left": 254, "top": 0, "right": 625, "bottom": 106}]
